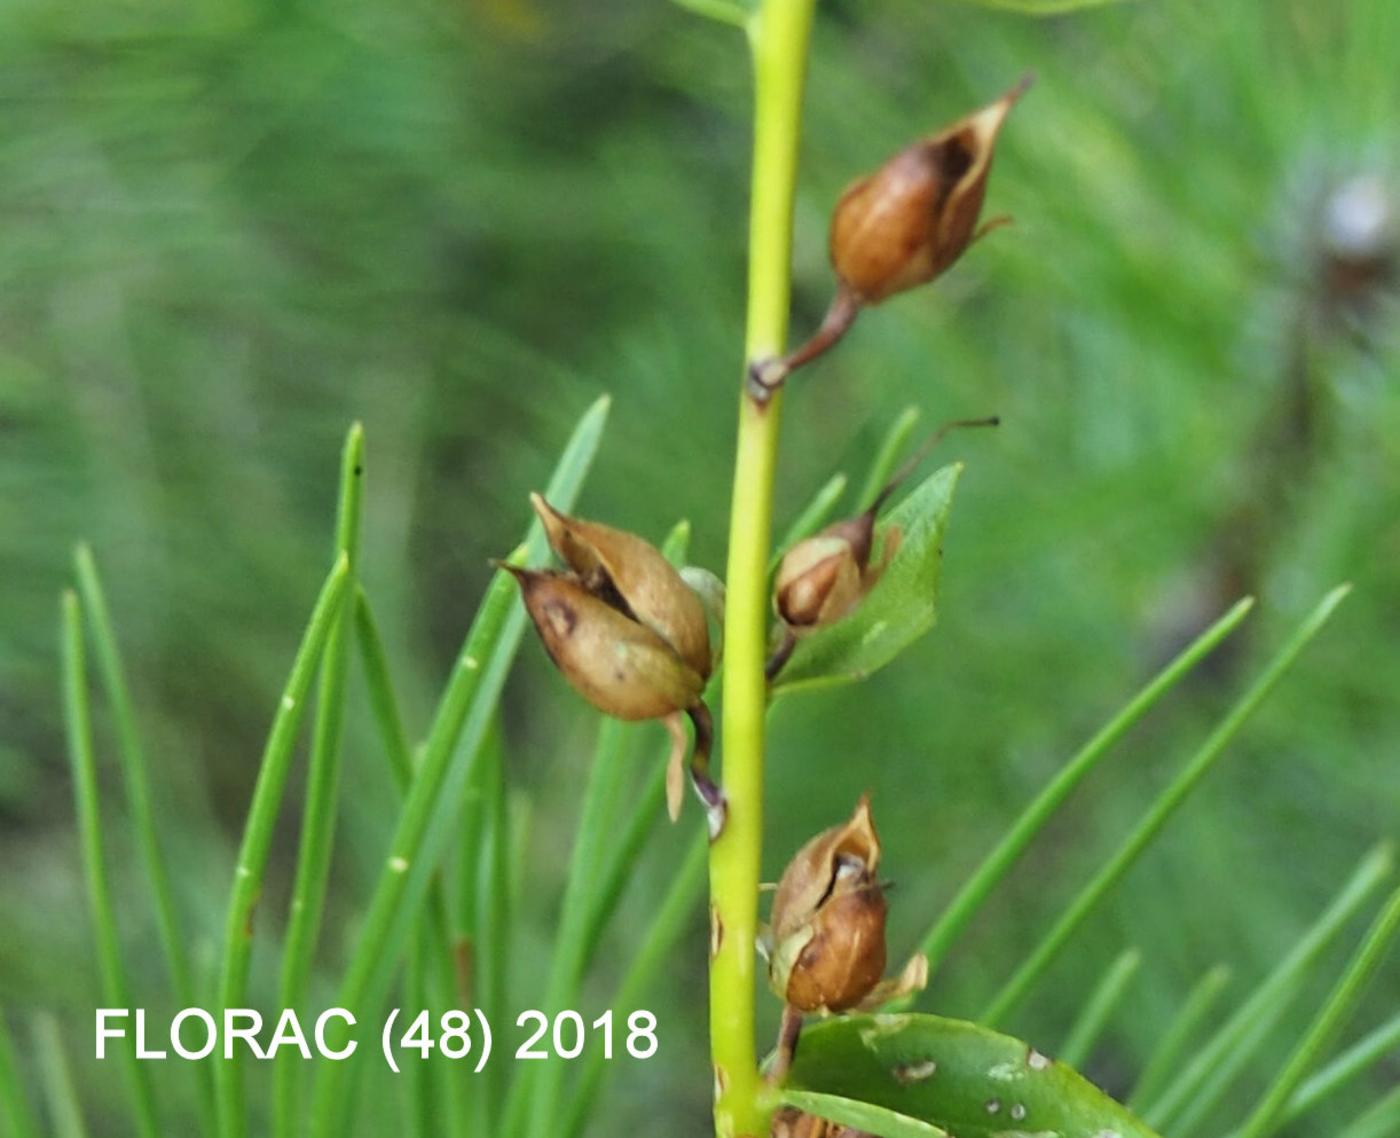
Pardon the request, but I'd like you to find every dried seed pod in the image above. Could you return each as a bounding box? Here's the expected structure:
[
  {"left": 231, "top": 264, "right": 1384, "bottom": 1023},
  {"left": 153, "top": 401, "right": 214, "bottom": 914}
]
[
  {"left": 768, "top": 796, "right": 927, "bottom": 1014},
  {"left": 830, "top": 74, "right": 1030, "bottom": 305},
  {"left": 769, "top": 796, "right": 888, "bottom": 1013},
  {"left": 504, "top": 567, "right": 705, "bottom": 721},
  {"left": 531, "top": 493, "right": 712, "bottom": 679},
  {"left": 749, "top": 77, "right": 1029, "bottom": 399},
  {"left": 773, "top": 514, "right": 883, "bottom": 632},
  {"left": 767, "top": 416, "right": 997, "bottom": 680},
  {"left": 504, "top": 498, "right": 727, "bottom": 836}
]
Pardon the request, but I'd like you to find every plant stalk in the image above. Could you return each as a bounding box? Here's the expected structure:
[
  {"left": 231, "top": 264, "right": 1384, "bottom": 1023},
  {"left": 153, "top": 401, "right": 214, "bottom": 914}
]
[{"left": 711, "top": 2, "right": 815, "bottom": 1135}]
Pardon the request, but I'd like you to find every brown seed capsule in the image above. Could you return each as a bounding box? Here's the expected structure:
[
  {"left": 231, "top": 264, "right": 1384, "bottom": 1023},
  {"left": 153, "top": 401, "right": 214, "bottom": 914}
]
[
  {"left": 830, "top": 74, "right": 1031, "bottom": 305},
  {"left": 773, "top": 515, "right": 883, "bottom": 631},
  {"left": 768, "top": 796, "right": 928, "bottom": 1014},
  {"left": 769, "top": 796, "right": 888, "bottom": 1013},
  {"left": 747, "top": 78, "right": 1029, "bottom": 401},
  {"left": 504, "top": 497, "right": 727, "bottom": 836},
  {"left": 504, "top": 567, "right": 705, "bottom": 721},
  {"left": 531, "top": 493, "right": 712, "bottom": 680},
  {"left": 767, "top": 416, "right": 998, "bottom": 682}
]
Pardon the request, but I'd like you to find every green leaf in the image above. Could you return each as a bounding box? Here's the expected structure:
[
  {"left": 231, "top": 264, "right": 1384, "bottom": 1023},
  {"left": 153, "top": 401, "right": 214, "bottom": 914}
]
[
  {"left": 785, "top": 1013, "right": 1161, "bottom": 1138},
  {"left": 773, "top": 464, "right": 960, "bottom": 696},
  {"left": 780, "top": 1090, "right": 949, "bottom": 1137}
]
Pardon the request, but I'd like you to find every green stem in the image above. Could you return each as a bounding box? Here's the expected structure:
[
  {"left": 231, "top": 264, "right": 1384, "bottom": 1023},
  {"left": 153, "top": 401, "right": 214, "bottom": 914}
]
[
  {"left": 60, "top": 593, "right": 160, "bottom": 1138},
  {"left": 213, "top": 554, "right": 352, "bottom": 1138},
  {"left": 72, "top": 546, "right": 216, "bottom": 1135},
  {"left": 712, "top": 1, "right": 814, "bottom": 1134},
  {"left": 273, "top": 423, "right": 365, "bottom": 1138}
]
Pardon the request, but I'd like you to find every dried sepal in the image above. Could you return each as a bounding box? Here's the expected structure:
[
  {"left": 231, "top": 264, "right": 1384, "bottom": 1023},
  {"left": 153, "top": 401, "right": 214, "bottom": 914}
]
[{"left": 853, "top": 949, "right": 929, "bottom": 1011}]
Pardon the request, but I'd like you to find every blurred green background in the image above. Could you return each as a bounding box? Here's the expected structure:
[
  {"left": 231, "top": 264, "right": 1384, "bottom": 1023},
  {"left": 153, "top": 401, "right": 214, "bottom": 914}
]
[{"left": 2, "top": 0, "right": 1398, "bottom": 1133}]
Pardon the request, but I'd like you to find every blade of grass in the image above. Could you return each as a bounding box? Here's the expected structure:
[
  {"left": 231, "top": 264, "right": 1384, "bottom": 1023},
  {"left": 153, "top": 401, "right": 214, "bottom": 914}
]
[
  {"left": 561, "top": 830, "right": 709, "bottom": 1138},
  {"left": 354, "top": 584, "right": 460, "bottom": 983},
  {"left": 1127, "top": 964, "right": 1231, "bottom": 1109},
  {"left": 1232, "top": 885, "right": 1400, "bottom": 1138},
  {"left": 475, "top": 726, "right": 513, "bottom": 1122},
  {"left": 856, "top": 404, "right": 921, "bottom": 510},
  {"left": 353, "top": 586, "right": 466, "bottom": 1133},
  {"left": 1278, "top": 1009, "right": 1400, "bottom": 1126},
  {"left": 908, "top": 596, "right": 1255, "bottom": 991},
  {"left": 0, "top": 1010, "right": 40, "bottom": 1138},
  {"left": 1339, "top": 1083, "right": 1400, "bottom": 1138},
  {"left": 60, "top": 591, "right": 160, "bottom": 1138},
  {"left": 31, "top": 1015, "right": 87, "bottom": 1138},
  {"left": 273, "top": 423, "right": 365, "bottom": 1138},
  {"left": 1059, "top": 947, "right": 1141, "bottom": 1069},
  {"left": 577, "top": 740, "right": 672, "bottom": 973},
  {"left": 212, "top": 553, "right": 352, "bottom": 1138},
  {"left": 504, "top": 719, "right": 630, "bottom": 1138},
  {"left": 453, "top": 715, "right": 497, "bottom": 1137},
  {"left": 979, "top": 585, "right": 1351, "bottom": 1027},
  {"left": 72, "top": 546, "right": 215, "bottom": 1135},
  {"left": 772, "top": 472, "right": 848, "bottom": 566},
  {"left": 399, "top": 936, "right": 433, "bottom": 1138},
  {"left": 1142, "top": 842, "right": 1394, "bottom": 1132},
  {"left": 308, "top": 394, "right": 609, "bottom": 1138}
]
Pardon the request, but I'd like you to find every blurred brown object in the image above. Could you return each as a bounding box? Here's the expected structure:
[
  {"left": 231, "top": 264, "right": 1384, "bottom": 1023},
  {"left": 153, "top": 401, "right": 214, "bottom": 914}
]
[{"left": 771, "top": 1107, "right": 870, "bottom": 1138}]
